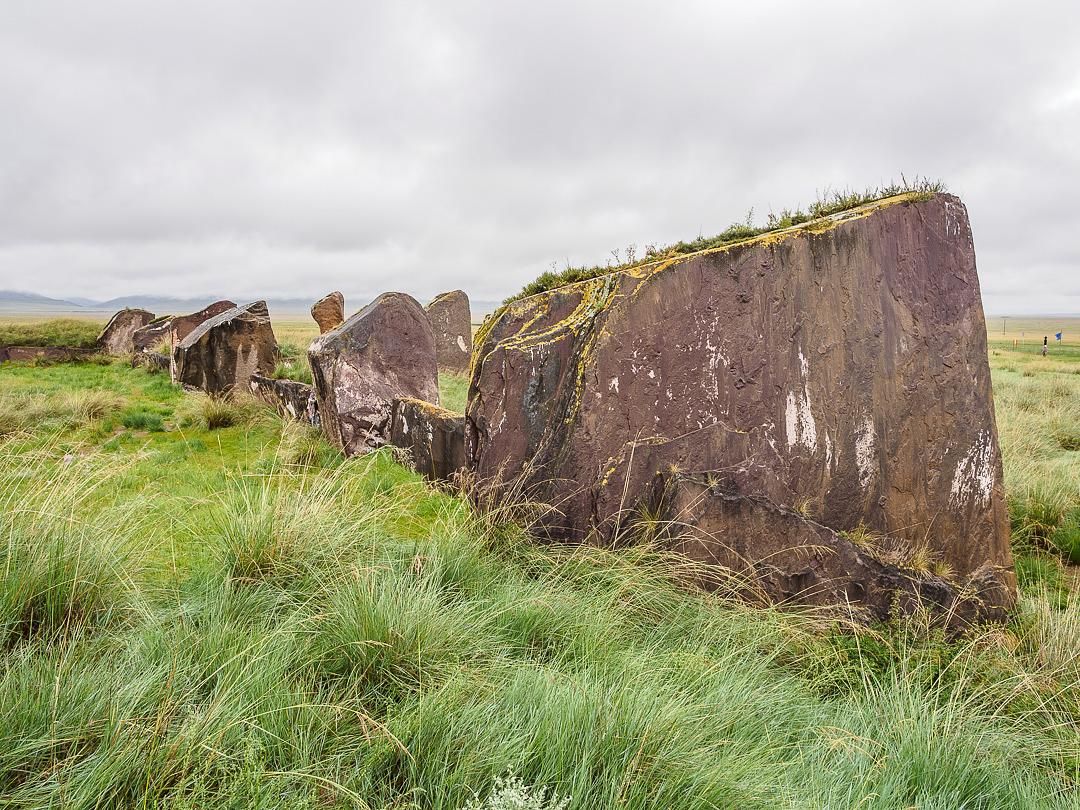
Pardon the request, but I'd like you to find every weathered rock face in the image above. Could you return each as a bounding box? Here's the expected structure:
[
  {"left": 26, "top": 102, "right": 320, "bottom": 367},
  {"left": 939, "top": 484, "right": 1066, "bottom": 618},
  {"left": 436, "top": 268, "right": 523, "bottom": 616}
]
[
  {"left": 132, "top": 301, "right": 235, "bottom": 354},
  {"left": 653, "top": 473, "right": 1012, "bottom": 625},
  {"left": 309, "top": 292, "right": 439, "bottom": 456},
  {"left": 250, "top": 375, "right": 319, "bottom": 425},
  {"left": 389, "top": 397, "right": 466, "bottom": 482},
  {"left": 169, "top": 300, "right": 237, "bottom": 347},
  {"left": 98, "top": 309, "right": 155, "bottom": 356},
  {"left": 311, "top": 291, "right": 345, "bottom": 334},
  {"left": 172, "top": 301, "right": 278, "bottom": 394},
  {"left": 466, "top": 193, "right": 1015, "bottom": 613},
  {"left": 132, "top": 316, "right": 174, "bottom": 352},
  {"left": 425, "top": 290, "right": 472, "bottom": 373}
]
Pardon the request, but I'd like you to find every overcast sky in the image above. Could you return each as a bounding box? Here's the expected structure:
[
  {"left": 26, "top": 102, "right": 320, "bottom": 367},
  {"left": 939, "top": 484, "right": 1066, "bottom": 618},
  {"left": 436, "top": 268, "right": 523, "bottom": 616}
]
[{"left": 1, "top": 0, "right": 1078, "bottom": 313}]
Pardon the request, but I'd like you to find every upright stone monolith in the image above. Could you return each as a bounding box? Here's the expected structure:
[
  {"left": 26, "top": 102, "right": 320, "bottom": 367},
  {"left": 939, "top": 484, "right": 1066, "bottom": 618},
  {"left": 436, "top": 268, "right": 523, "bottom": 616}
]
[
  {"left": 466, "top": 192, "right": 1016, "bottom": 620},
  {"left": 309, "top": 292, "right": 438, "bottom": 456},
  {"left": 311, "top": 291, "right": 345, "bottom": 334},
  {"left": 425, "top": 290, "right": 472, "bottom": 373}
]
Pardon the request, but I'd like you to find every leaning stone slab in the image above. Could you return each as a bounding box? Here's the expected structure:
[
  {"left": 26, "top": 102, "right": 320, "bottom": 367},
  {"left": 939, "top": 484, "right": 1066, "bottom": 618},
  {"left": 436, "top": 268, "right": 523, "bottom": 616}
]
[
  {"left": 466, "top": 192, "right": 1015, "bottom": 612},
  {"left": 172, "top": 301, "right": 277, "bottom": 395},
  {"left": 250, "top": 374, "right": 319, "bottom": 425},
  {"left": 168, "top": 300, "right": 237, "bottom": 347},
  {"left": 425, "top": 290, "right": 472, "bottom": 373},
  {"left": 389, "top": 397, "right": 466, "bottom": 482},
  {"left": 652, "top": 472, "right": 1013, "bottom": 625},
  {"left": 311, "top": 291, "right": 345, "bottom": 334},
  {"left": 308, "top": 292, "right": 438, "bottom": 456},
  {"left": 98, "top": 308, "right": 155, "bottom": 355}
]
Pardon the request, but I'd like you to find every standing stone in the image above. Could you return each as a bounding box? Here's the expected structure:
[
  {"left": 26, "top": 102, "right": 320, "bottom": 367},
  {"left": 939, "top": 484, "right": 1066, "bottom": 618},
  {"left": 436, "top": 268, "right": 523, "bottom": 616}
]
[
  {"left": 308, "top": 292, "right": 438, "bottom": 456},
  {"left": 466, "top": 192, "right": 1015, "bottom": 617},
  {"left": 311, "top": 291, "right": 345, "bottom": 334},
  {"left": 98, "top": 309, "right": 155, "bottom": 356},
  {"left": 389, "top": 397, "right": 466, "bottom": 482},
  {"left": 425, "top": 290, "right": 472, "bottom": 373},
  {"left": 172, "top": 301, "right": 277, "bottom": 394}
]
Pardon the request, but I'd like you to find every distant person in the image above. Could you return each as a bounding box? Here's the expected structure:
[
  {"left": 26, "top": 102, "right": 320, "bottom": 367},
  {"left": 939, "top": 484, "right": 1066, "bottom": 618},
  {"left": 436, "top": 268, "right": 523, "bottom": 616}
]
[{"left": 1042, "top": 336, "right": 1048, "bottom": 357}]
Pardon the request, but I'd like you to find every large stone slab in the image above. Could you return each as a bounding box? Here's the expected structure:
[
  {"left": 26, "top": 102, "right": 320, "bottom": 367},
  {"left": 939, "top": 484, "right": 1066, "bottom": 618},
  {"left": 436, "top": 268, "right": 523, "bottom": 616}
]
[
  {"left": 389, "top": 397, "right": 466, "bottom": 482},
  {"left": 172, "top": 301, "right": 277, "bottom": 394},
  {"left": 466, "top": 192, "right": 1015, "bottom": 610},
  {"left": 97, "top": 308, "right": 155, "bottom": 356},
  {"left": 426, "top": 290, "right": 472, "bottom": 373},
  {"left": 311, "top": 291, "right": 345, "bottom": 334},
  {"left": 249, "top": 374, "right": 319, "bottom": 425},
  {"left": 308, "top": 292, "right": 438, "bottom": 456}
]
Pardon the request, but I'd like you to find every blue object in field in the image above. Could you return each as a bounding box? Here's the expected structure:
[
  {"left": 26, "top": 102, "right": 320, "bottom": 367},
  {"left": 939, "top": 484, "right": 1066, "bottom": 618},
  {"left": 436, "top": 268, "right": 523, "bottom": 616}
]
[{"left": 1056, "top": 332, "right": 1063, "bottom": 341}]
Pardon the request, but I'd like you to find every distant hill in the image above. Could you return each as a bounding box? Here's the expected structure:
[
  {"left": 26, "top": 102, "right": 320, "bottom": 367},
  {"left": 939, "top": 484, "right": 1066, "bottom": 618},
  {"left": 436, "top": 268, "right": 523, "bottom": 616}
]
[
  {"left": 0, "top": 290, "right": 507, "bottom": 319},
  {"left": 0, "top": 290, "right": 85, "bottom": 311},
  {"left": 0, "top": 291, "right": 315, "bottom": 316}
]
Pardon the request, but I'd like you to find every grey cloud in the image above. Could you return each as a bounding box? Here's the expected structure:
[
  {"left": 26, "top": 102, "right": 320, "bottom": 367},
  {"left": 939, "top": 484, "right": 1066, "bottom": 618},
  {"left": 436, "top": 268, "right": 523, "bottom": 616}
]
[{"left": 1, "top": 0, "right": 1078, "bottom": 311}]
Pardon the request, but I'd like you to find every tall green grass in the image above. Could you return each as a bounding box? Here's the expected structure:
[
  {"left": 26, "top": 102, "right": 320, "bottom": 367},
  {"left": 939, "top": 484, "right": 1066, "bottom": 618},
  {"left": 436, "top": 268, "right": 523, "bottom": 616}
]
[
  {"left": 0, "top": 318, "right": 102, "bottom": 349},
  {"left": 0, "top": 441, "right": 1075, "bottom": 808},
  {"left": 0, "top": 341, "right": 1076, "bottom": 808}
]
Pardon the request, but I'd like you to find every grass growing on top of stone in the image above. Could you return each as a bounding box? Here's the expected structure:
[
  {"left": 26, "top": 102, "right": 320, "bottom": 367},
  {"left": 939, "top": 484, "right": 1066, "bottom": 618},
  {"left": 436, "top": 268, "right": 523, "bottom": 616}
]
[
  {"left": 509, "top": 178, "right": 947, "bottom": 303},
  {"left": 0, "top": 343, "right": 1076, "bottom": 808}
]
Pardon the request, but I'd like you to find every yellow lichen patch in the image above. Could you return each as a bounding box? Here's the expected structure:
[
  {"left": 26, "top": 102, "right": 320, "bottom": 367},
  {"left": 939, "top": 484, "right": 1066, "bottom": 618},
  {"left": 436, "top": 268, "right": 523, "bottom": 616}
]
[
  {"left": 497, "top": 275, "right": 617, "bottom": 355},
  {"left": 398, "top": 396, "right": 458, "bottom": 420}
]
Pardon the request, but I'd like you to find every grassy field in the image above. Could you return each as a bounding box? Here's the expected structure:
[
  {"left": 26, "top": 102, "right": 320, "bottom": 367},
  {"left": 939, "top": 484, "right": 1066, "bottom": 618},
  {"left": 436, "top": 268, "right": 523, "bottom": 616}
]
[{"left": 0, "top": 318, "right": 1077, "bottom": 808}]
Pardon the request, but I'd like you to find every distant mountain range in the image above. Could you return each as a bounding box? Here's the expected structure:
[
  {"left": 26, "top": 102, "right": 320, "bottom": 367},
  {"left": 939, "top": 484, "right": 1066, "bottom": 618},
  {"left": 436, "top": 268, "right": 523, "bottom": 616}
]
[
  {"left": 0, "top": 290, "right": 329, "bottom": 315},
  {"left": 0, "top": 290, "right": 504, "bottom": 318}
]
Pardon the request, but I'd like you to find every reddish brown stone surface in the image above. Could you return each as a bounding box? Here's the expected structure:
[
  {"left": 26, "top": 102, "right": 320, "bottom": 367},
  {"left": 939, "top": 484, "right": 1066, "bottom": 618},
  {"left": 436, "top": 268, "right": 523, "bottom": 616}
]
[
  {"left": 172, "top": 301, "right": 277, "bottom": 394},
  {"left": 169, "top": 300, "right": 237, "bottom": 346},
  {"left": 97, "top": 308, "right": 155, "bottom": 355},
  {"left": 311, "top": 291, "right": 345, "bottom": 334},
  {"left": 466, "top": 193, "right": 1015, "bottom": 612},
  {"left": 389, "top": 397, "right": 466, "bottom": 482},
  {"left": 132, "top": 301, "right": 235, "bottom": 354},
  {"left": 309, "top": 292, "right": 438, "bottom": 456},
  {"left": 425, "top": 290, "right": 472, "bottom": 373}
]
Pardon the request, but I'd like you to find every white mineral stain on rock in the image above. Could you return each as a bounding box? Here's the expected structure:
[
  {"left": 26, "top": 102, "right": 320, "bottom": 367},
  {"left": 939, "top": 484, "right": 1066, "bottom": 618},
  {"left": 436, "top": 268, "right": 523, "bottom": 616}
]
[
  {"left": 785, "top": 388, "right": 817, "bottom": 451},
  {"left": 608, "top": 376, "right": 620, "bottom": 394},
  {"left": 950, "top": 430, "right": 995, "bottom": 507},
  {"left": 456, "top": 335, "right": 467, "bottom": 352},
  {"left": 855, "top": 415, "right": 876, "bottom": 488}
]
